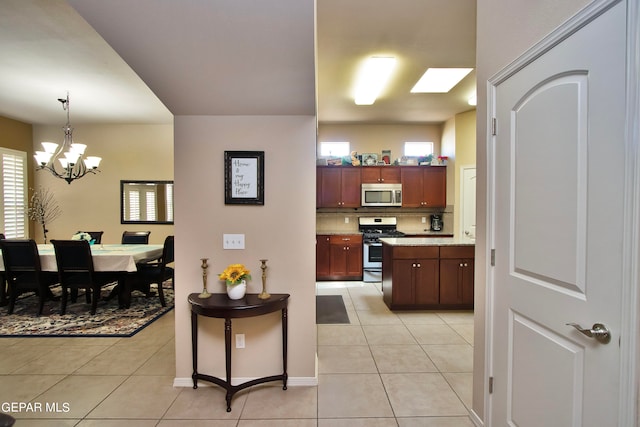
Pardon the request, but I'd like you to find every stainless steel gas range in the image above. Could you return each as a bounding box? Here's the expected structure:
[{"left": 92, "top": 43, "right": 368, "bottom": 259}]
[{"left": 359, "top": 217, "right": 405, "bottom": 282}]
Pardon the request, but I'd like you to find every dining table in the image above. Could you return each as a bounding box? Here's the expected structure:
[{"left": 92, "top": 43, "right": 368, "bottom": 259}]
[
  {"left": 0, "top": 243, "right": 164, "bottom": 272},
  {"left": 0, "top": 243, "right": 164, "bottom": 308}
]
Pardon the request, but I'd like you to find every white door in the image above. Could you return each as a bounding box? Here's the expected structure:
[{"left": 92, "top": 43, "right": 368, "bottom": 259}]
[
  {"left": 461, "top": 166, "right": 476, "bottom": 239},
  {"left": 489, "top": 1, "right": 630, "bottom": 426}
]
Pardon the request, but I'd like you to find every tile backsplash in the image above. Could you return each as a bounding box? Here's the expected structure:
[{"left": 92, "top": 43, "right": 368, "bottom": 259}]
[{"left": 316, "top": 207, "right": 454, "bottom": 235}]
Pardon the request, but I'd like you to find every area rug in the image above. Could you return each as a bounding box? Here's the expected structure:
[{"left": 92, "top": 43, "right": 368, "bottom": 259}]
[
  {"left": 316, "top": 295, "right": 350, "bottom": 324},
  {"left": 0, "top": 282, "right": 174, "bottom": 337}
]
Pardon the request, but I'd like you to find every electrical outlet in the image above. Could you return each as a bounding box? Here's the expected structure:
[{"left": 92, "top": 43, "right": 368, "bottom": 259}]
[
  {"left": 421, "top": 217, "right": 427, "bottom": 223},
  {"left": 345, "top": 217, "right": 349, "bottom": 224},
  {"left": 235, "top": 334, "right": 245, "bottom": 348},
  {"left": 223, "top": 234, "right": 245, "bottom": 249}
]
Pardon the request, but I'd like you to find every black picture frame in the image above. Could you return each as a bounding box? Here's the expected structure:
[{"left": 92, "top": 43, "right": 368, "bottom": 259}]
[{"left": 224, "top": 151, "right": 265, "bottom": 205}]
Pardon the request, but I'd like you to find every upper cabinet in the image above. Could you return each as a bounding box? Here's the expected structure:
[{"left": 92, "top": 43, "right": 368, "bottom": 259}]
[
  {"left": 401, "top": 166, "right": 446, "bottom": 208},
  {"left": 317, "top": 166, "right": 361, "bottom": 208},
  {"left": 361, "top": 166, "right": 401, "bottom": 183},
  {"left": 317, "top": 165, "right": 446, "bottom": 209}
]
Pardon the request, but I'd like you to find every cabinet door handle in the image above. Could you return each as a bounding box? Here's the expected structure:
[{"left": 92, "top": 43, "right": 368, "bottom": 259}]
[
  {"left": 416, "top": 263, "right": 421, "bottom": 268},
  {"left": 412, "top": 263, "right": 416, "bottom": 267},
  {"left": 460, "top": 263, "right": 464, "bottom": 267}
]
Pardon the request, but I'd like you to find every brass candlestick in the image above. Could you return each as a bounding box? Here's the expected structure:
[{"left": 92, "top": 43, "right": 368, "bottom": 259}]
[
  {"left": 258, "top": 259, "right": 270, "bottom": 300},
  {"left": 198, "top": 258, "right": 211, "bottom": 298}
]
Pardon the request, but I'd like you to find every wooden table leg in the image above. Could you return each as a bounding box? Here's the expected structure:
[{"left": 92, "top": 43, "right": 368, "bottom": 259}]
[
  {"left": 282, "top": 307, "right": 288, "bottom": 390},
  {"left": 191, "top": 311, "right": 198, "bottom": 389},
  {"left": 225, "top": 317, "right": 233, "bottom": 412}
]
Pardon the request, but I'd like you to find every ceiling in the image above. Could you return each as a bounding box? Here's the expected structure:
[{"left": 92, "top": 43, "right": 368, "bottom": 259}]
[{"left": 0, "top": 0, "right": 476, "bottom": 127}]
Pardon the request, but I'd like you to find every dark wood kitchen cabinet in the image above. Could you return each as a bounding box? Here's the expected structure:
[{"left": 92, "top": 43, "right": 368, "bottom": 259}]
[
  {"left": 316, "top": 234, "right": 363, "bottom": 280},
  {"left": 382, "top": 245, "right": 439, "bottom": 309},
  {"left": 382, "top": 243, "right": 474, "bottom": 309},
  {"left": 361, "top": 166, "right": 401, "bottom": 183},
  {"left": 317, "top": 167, "right": 361, "bottom": 208},
  {"left": 439, "top": 246, "right": 474, "bottom": 306},
  {"left": 400, "top": 166, "right": 446, "bottom": 208},
  {"left": 316, "top": 235, "right": 332, "bottom": 279}
]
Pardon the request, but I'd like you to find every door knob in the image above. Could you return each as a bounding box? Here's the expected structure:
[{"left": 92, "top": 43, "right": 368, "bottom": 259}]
[{"left": 566, "top": 322, "right": 611, "bottom": 344}]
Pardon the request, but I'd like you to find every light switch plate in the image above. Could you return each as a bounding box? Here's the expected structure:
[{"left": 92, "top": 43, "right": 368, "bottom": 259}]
[
  {"left": 223, "top": 234, "right": 245, "bottom": 249},
  {"left": 235, "top": 334, "right": 245, "bottom": 348}
]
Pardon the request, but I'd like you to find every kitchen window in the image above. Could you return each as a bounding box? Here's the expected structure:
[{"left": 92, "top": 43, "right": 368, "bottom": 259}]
[
  {"left": 404, "top": 141, "right": 434, "bottom": 157},
  {"left": 319, "top": 141, "right": 350, "bottom": 157},
  {"left": 0, "top": 148, "right": 28, "bottom": 238}
]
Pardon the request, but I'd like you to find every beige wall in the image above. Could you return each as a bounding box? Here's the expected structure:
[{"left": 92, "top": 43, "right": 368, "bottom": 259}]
[
  {"left": 318, "top": 123, "right": 443, "bottom": 162},
  {"left": 0, "top": 116, "right": 36, "bottom": 236},
  {"left": 173, "top": 115, "right": 317, "bottom": 383},
  {"left": 474, "top": 0, "right": 591, "bottom": 422},
  {"left": 31, "top": 123, "right": 174, "bottom": 244}
]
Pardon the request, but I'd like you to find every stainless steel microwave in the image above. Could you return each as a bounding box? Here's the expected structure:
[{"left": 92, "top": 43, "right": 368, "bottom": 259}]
[{"left": 361, "top": 183, "right": 402, "bottom": 207}]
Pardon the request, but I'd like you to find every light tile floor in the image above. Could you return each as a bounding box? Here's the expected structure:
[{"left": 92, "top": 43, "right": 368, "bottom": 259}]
[{"left": 0, "top": 281, "right": 474, "bottom": 426}]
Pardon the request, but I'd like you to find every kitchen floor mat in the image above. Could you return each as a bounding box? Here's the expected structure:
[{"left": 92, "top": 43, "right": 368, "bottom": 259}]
[{"left": 316, "top": 295, "right": 350, "bottom": 324}]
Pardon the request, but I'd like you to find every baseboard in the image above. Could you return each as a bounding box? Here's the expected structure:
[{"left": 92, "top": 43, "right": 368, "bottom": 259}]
[{"left": 173, "top": 376, "right": 318, "bottom": 388}]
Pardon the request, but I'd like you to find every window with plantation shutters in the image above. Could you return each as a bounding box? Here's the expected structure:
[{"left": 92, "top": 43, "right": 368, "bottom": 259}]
[
  {"left": 0, "top": 148, "right": 28, "bottom": 238},
  {"left": 123, "top": 185, "right": 157, "bottom": 222},
  {"left": 166, "top": 183, "right": 173, "bottom": 222}
]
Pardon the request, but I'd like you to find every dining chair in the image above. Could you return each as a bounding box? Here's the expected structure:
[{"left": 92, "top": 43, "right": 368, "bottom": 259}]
[
  {"left": 134, "top": 235, "right": 174, "bottom": 307},
  {"left": 0, "top": 239, "right": 58, "bottom": 315},
  {"left": 76, "top": 231, "right": 104, "bottom": 244},
  {"left": 121, "top": 231, "right": 151, "bottom": 244},
  {"left": 51, "top": 240, "right": 120, "bottom": 315},
  {"left": 0, "top": 233, "right": 6, "bottom": 306}
]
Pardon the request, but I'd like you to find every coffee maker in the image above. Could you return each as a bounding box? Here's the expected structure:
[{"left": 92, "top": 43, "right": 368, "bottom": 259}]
[{"left": 430, "top": 214, "right": 443, "bottom": 232}]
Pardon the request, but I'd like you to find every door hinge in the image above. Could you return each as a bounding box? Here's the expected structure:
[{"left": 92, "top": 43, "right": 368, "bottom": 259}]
[
  {"left": 491, "top": 118, "right": 497, "bottom": 136},
  {"left": 490, "top": 249, "right": 495, "bottom": 266},
  {"left": 489, "top": 376, "right": 494, "bottom": 394}
]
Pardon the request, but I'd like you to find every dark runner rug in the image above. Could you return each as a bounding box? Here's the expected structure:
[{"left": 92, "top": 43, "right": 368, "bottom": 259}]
[
  {"left": 0, "top": 282, "right": 174, "bottom": 337},
  {"left": 316, "top": 295, "right": 350, "bottom": 324}
]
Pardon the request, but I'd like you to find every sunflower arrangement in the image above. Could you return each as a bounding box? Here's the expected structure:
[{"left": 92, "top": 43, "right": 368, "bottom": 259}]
[{"left": 219, "top": 263, "right": 252, "bottom": 286}]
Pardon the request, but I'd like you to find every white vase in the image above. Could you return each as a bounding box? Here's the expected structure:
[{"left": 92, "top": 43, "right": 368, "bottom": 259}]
[{"left": 226, "top": 280, "right": 247, "bottom": 300}]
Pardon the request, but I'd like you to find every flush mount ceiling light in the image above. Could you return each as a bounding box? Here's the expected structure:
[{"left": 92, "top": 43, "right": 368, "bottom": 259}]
[
  {"left": 410, "top": 68, "right": 473, "bottom": 93},
  {"left": 34, "top": 93, "right": 102, "bottom": 184},
  {"left": 354, "top": 56, "right": 397, "bottom": 105}
]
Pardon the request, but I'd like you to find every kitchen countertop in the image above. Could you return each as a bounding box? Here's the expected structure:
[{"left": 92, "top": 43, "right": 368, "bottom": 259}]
[{"left": 379, "top": 237, "right": 475, "bottom": 246}]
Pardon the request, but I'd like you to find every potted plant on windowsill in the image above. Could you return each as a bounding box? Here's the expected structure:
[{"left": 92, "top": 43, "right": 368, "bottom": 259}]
[{"left": 219, "top": 263, "right": 252, "bottom": 300}]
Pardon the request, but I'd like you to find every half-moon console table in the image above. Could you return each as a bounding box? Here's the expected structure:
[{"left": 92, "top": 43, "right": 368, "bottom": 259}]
[{"left": 188, "top": 293, "right": 290, "bottom": 412}]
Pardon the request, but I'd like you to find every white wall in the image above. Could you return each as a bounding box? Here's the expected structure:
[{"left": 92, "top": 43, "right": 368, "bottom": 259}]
[
  {"left": 474, "top": 0, "right": 591, "bottom": 422},
  {"left": 173, "top": 115, "right": 317, "bottom": 382},
  {"left": 32, "top": 123, "right": 174, "bottom": 244}
]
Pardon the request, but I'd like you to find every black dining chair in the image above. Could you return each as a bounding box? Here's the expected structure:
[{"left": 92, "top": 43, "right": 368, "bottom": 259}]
[
  {"left": 51, "top": 240, "right": 120, "bottom": 315},
  {"left": 134, "top": 235, "right": 174, "bottom": 307},
  {"left": 76, "top": 231, "right": 104, "bottom": 244},
  {"left": 0, "top": 239, "right": 58, "bottom": 315},
  {"left": 0, "top": 233, "right": 6, "bottom": 306},
  {"left": 121, "top": 231, "right": 151, "bottom": 244}
]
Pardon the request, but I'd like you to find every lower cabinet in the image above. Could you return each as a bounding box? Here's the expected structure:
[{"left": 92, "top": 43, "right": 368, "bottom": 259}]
[
  {"left": 316, "top": 234, "right": 363, "bottom": 280},
  {"left": 439, "top": 246, "right": 474, "bottom": 305},
  {"left": 382, "top": 244, "right": 474, "bottom": 309}
]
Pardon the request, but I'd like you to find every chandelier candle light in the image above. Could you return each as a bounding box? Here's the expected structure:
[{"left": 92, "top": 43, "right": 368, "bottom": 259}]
[{"left": 34, "top": 93, "right": 102, "bottom": 184}]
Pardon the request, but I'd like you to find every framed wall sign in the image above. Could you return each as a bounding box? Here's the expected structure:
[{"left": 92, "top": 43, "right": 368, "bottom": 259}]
[{"left": 224, "top": 151, "right": 265, "bottom": 205}]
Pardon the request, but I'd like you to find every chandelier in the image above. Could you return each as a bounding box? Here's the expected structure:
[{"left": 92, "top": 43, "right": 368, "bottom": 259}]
[{"left": 34, "top": 93, "right": 102, "bottom": 184}]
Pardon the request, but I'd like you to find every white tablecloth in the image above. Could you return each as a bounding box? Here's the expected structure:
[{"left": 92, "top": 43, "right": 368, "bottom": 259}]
[{"left": 0, "top": 244, "right": 164, "bottom": 273}]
